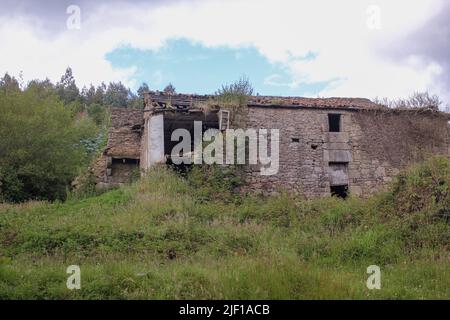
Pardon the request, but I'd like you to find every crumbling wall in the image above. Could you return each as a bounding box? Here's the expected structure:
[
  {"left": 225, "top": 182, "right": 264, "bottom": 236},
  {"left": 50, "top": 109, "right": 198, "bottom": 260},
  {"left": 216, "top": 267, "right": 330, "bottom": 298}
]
[
  {"left": 348, "top": 110, "right": 449, "bottom": 195},
  {"left": 352, "top": 110, "right": 448, "bottom": 166},
  {"left": 91, "top": 108, "right": 144, "bottom": 189},
  {"left": 104, "top": 108, "right": 143, "bottom": 158},
  {"left": 89, "top": 99, "right": 450, "bottom": 196}
]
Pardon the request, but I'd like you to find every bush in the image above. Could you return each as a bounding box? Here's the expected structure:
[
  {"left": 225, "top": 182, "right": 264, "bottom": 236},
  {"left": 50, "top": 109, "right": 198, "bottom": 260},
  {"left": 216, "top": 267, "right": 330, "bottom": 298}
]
[
  {"left": 0, "top": 86, "right": 97, "bottom": 202},
  {"left": 186, "top": 165, "right": 243, "bottom": 202},
  {"left": 390, "top": 156, "right": 450, "bottom": 220},
  {"left": 215, "top": 75, "right": 253, "bottom": 106}
]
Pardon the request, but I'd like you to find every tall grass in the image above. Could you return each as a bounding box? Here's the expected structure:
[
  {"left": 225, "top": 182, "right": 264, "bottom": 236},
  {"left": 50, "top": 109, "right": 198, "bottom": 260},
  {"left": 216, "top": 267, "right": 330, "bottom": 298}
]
[{"left": 0, "top": 158, "right": 449, "bottom": 299}]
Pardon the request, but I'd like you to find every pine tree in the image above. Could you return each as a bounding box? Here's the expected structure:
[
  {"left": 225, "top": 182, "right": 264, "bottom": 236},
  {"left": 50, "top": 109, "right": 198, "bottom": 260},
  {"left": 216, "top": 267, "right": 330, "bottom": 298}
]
[
  {"left": 0, "top": 73, "right": 20, "bottom": 93},
  {"left": 56, "top": 67, "right": 80, "bottom": 104}
]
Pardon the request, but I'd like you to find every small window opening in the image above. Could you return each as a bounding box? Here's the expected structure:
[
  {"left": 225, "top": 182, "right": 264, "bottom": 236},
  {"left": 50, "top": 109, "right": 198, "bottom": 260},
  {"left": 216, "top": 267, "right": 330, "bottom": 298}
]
[
  {"left": 311, "top": 143, "right": 318, "bottom": 150},
  {"left": 328, "top": 114, "right": 341, "bottom": 132},
  {"left": 112, "top": 158, "right": 139, "bottom": 165},
  {"left": 330, "top": 185, "right": 348, "bottom": 199},
  {"left": 291, "top": 138, "right": 300, "bottom": 143}
]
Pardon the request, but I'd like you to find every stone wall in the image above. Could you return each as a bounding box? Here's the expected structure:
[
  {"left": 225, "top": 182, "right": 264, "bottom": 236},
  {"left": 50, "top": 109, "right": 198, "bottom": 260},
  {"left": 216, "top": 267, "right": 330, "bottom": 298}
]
[
  {"left": 104, "top": 108, "right": 143, "bottom": 159},
  {"left": 349, "top": 110, "right": 449, "bottom": 195},
  {"left": 92, "top": 108, "right": 143, "bottom": 189},
  {"left": 90, "top": 101, "right": 450, "bottom": 196},
  {"left": 242, "top": 106, "right": 449, "bottom": 198}
]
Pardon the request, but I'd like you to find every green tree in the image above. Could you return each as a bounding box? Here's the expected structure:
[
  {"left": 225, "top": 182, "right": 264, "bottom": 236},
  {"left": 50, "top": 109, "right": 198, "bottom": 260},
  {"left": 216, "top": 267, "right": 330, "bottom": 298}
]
[
  {"left": 26, "top": 78, "right": 55, "bottom": 99},
  {"left": 0, "top": 86, "right": 97, "bottom": 202},
  {"left": 104, "top": 82, "right": 131, "bottom": 108},
  {"left": 137, "top": 82, "right": 150, "bottom": 99},
  {"left": 87, "top": 103, "right": 109, "bottom": 125},
  {"left": 126, "top": 82, "right": 150, "bottom": 109},
  {"left": 0, "top": 73, "right": 20, "bottom": 93},
  {"left": 94, "top": 82, "right": 107, "bottom": 105},
  {"left": 56, "top": 67, "right": 80, "bottom": 104},
  {"left": 81, "top": 85, "right": 96, "bottom": 105}
]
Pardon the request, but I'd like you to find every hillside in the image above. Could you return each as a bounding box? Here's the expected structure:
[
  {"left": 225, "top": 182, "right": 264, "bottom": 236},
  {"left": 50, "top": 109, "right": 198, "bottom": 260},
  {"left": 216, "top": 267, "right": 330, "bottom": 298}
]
[{"left": 0, "top": 157, "right": 449, "bottom": 299}]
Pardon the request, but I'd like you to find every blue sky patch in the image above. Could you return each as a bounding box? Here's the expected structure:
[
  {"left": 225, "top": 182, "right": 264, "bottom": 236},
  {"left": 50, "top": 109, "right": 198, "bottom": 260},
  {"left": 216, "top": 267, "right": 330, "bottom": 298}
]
[{"left": 106, "top": 38, "right": 330, "bottom": 96}]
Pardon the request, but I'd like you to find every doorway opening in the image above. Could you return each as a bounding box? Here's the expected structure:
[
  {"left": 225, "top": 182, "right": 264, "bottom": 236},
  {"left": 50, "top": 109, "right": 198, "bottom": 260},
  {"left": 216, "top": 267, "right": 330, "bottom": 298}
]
[{"left": 163, "top": 110, "right": 219, "bottom": 175}]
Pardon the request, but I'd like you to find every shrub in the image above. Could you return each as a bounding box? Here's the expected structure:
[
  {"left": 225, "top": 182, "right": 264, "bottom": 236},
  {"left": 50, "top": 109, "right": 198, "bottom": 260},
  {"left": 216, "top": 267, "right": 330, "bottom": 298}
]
[
  {"left": 0, "top": 87, "right": 98, "bottom": 202},
  {"left": 390, "top": 156, "right": 450, "bottom": 220},
  {"left": 186, "top": 165, "right": 243, "bottom": 202},
  {"left": 215, "top": 75, "right": 253, "bottom": 106}
]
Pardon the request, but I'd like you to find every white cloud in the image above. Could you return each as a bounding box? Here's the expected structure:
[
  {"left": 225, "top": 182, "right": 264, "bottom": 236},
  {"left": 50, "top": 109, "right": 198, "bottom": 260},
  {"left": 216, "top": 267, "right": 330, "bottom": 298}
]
[
  {"left": 264, "top": 74, "right": 297, "bottom": 88},
  {"left": 0, "top": 17, "right": 137, "bottom": 88},
  {"left": 0, "top": 0, "right": 447, "bottom": 105}
]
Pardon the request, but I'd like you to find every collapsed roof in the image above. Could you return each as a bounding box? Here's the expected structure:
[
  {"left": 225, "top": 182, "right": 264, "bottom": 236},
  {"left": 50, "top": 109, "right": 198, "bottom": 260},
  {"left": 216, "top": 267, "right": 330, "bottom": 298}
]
[
  {"left": 103, "top": 92, "right": 408, "bottom": 159},
  {"left": 144, "top": 91, "right": 385, "bottom": 111}
]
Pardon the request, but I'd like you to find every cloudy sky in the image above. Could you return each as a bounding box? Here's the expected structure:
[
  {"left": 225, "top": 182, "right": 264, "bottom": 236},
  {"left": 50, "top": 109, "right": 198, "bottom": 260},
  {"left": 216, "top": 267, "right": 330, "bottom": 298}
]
[{"left": 0, "top": 0, "right": 448, "bottom": 106}]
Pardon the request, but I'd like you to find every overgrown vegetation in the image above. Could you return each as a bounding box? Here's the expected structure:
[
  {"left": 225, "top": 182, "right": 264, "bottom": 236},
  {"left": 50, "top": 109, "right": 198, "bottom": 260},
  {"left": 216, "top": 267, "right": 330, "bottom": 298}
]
[
  {"left": 374, "top": 92, "right": 444, "bottom": 112},
  {"left": 391, "top": 156, "right": 450, "bottom": 221},
  {"left": 0, "top": 68, "right": 176, "bottom": 203},
  {"left": 215, "top": 75, "right": 253, "bottom": 106},
  {"left": 186, "top": 165, "right": 244, "bottom": 203},
  {"left": 0, "top": 83, "right": 98, "bottom": 202},
  {"left": 0, "top": 157, "right": 449, "bottom": 299}
]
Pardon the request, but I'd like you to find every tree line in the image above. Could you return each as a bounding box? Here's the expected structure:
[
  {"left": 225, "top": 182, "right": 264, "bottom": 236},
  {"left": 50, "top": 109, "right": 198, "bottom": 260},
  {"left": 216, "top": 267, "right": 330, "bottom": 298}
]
[{"left": 0, "top": 68, "right": 178, "bottom": 203}]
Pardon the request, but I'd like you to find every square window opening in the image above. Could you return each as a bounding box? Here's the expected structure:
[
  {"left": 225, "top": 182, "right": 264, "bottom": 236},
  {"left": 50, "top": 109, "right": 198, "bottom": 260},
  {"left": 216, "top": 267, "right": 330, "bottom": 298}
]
[{"left": 328, "top": 114, "right": 341, "bottom": 132}]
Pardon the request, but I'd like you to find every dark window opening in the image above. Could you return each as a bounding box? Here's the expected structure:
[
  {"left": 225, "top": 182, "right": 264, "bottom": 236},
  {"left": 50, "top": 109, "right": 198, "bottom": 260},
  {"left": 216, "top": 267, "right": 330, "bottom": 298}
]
[
  {"left": 329, "top": 161, "right": 348, "bottom": 167},
  {"left": 291, "top": 138, "right": 300, "bottom": 143},
  {"left": 311, "top": 143, "right": 318, "bottom": 150},
  {"left": 330, "top": 185, "right": 348, "bottom": 199},
  {"left": 328, "top": 114, "right": 341, "bottom": 132},
  {"left": 112, "top": 158, "right": 139, "bottom": 165}
]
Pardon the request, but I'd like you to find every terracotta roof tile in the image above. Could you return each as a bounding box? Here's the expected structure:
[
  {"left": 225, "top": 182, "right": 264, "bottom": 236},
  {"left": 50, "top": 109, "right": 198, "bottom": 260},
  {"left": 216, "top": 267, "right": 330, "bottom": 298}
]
[{"left": 247, "top": 96, "right": 383, "bottom": 110}]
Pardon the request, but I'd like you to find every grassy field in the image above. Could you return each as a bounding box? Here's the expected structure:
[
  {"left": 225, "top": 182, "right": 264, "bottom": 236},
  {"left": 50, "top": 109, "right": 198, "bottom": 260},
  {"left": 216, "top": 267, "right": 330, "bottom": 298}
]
[{"left": 0, "top": 158, "right": 449, "bottom": 299}]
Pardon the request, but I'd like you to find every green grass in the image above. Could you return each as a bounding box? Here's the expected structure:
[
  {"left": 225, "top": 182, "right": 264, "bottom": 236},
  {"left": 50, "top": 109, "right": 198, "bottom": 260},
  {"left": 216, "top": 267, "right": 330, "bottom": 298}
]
[{"left": 1, "top": 159, "right": 449, "bottom": 299}]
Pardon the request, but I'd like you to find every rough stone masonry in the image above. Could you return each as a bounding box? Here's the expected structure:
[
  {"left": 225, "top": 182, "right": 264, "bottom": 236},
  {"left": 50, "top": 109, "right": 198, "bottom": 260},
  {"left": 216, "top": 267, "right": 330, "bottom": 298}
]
[{"left": 90, "top": 92, "right": 450, "bottom": 198}]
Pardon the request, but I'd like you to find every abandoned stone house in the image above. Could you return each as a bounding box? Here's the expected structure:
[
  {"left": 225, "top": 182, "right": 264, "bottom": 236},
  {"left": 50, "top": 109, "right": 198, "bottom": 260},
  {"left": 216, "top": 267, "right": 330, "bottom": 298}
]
[{"left": 91, "top": 91, "right": 450, "bottom": 198}]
